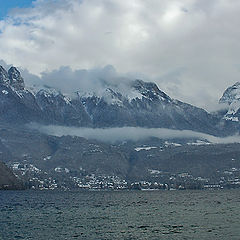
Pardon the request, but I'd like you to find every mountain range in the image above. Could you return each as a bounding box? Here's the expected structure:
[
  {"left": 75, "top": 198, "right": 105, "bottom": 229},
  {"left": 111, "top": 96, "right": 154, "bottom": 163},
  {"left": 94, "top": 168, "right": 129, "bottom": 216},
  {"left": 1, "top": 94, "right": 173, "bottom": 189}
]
[
  {"left": 1, "top": 65, "right": 240, "bottom": 189},
  {"left": 0, "top": 65, "right": 239, "bottom": 136}
]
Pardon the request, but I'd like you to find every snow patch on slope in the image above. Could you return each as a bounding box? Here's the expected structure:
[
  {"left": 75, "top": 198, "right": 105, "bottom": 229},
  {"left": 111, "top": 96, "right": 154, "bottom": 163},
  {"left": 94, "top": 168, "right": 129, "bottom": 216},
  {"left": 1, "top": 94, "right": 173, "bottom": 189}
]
[{"left": 135, "top": 146, "right": 157, "bottom": 151}]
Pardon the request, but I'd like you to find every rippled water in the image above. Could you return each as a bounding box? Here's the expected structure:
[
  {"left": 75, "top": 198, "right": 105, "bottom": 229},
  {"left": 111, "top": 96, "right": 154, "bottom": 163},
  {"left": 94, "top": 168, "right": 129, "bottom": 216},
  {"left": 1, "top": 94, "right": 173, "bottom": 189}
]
[{"left": 0, "top": 190, "right": 240, "bottom": 240}]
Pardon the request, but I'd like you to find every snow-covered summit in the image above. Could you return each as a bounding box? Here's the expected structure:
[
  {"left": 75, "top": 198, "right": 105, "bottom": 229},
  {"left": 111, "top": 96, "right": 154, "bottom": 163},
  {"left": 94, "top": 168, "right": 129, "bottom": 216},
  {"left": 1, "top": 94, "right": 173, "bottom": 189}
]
[
  {"left": 8, "top": 67, "right": 25, "bottom": 90},
  {"left": 219, "top": 82, "right": 240, "bottom": 122},
  {"left": 37, "top": 88, "right": 62, "bottom": 98},
  {"left": 219, "top": 82, "right": 240, "bottom": 104},
  {"left": 132, "top": 79, "right": 171, "bottom": 102},
  {"left": 0, "top": 65, "right": 25, "bottom": 90},
  {"left": 79, "top": 78, "right": 172, "bottom": 106}
]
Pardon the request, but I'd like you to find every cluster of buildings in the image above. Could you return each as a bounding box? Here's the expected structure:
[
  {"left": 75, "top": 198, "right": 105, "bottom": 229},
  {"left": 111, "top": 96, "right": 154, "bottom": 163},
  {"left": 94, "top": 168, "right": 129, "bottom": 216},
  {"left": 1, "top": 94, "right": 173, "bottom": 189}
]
[{"left": 8, "top": 162, "right": 240, "bottom": 191}]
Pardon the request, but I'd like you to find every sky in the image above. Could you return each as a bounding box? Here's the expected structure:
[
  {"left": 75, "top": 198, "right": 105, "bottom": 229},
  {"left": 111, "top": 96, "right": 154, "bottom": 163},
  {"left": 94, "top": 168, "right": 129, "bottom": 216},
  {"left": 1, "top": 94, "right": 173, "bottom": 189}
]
[
  {"left": 0, "top": 0, "right": 33, "bottom": 19},
  {"left": 0, "top": 0, "right": 240, "bottom": 111}
]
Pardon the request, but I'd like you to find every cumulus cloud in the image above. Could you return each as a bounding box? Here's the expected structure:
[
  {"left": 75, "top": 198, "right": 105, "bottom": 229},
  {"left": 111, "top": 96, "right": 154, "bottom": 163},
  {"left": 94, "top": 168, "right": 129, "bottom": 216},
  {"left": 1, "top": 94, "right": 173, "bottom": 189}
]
[
  {"left": 28, "top": 124, "right": 240, "bottom": 144},
  {"left": 1, "top": 0, "right": 240, "bottom": 110}
]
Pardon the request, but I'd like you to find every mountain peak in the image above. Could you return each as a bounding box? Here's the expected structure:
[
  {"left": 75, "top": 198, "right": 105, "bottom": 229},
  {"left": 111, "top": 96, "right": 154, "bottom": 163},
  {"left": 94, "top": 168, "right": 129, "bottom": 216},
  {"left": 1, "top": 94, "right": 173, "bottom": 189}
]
[
  {"left": 219, "top": 82, "right": 240, "bottom": 105},
  {"left": 8, "top": 66, "right": 25, "bottom": 90},
  {"left": 132, "top": 79, "right": 171, "bottom": 102},
  {"left": 218, "top": 82, "right": 240, "bottom": 122}
]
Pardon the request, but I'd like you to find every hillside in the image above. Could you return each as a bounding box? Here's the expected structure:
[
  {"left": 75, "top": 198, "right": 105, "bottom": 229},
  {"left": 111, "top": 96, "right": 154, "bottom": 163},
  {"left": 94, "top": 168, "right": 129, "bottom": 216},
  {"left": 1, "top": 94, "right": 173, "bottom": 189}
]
[
  {"left": 0, "top": 66, "right": 240, "bottom": 190},
  {"left": 1, "top": 124, "right": 240, "bottom": 190},
  {"left": 0, "top": 161, "right": 24, "bottom": 190}
]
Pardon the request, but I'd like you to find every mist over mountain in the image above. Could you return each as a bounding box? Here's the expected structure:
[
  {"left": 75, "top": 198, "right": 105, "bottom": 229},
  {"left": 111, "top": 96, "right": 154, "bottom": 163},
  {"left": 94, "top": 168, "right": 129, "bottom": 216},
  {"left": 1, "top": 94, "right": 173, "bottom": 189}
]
[
  {"left": 29, "top": 124, "right": 240, "bottom": 145},
  {"left": 0, "top": 65, "right": 237, "bottom": 136},
  {"left": 0, "top": 65, "right": 240, "bottom": 189}
]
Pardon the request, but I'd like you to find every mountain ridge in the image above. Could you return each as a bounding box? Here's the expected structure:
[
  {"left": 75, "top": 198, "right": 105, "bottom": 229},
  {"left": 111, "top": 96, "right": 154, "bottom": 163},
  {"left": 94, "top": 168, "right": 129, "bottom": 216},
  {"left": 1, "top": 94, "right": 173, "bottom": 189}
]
[
  {"left": 0, "top": 65, "right": 240, "bottom": 189},
  {"left": 0, "top": 65, "right": 238, "bottom": 136}
]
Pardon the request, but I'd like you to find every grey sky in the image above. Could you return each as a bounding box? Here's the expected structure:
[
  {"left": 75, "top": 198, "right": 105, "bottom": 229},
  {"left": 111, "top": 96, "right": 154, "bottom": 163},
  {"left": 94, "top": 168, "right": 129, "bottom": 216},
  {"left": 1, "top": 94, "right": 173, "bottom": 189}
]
[{"left": 0, "top": 0, "right": 240, "bottom": 111}]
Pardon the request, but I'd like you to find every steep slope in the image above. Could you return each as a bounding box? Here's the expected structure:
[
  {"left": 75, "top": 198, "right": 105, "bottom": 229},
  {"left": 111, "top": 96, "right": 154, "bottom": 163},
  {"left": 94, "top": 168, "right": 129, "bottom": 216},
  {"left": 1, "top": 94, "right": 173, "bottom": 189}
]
[
  {"left": 0, "top": 124, "right": 130, "bottom": 178},
  {"left": 0, "top": 66, "right": 91, "bottom": 126},
  {"left": 35, "top": 88, "right": 92, "bottom": 126},
  {"left": 80, "top": 79, "right": 220, "bottom": 135},
  {"left": 0, "top": 65, "right": 231, "bottom": 135},
  {"left": 219, "top": 82, "right": 240, "bottom": 122},
  {"left": 1, "top": 124, "right": 240, "bottom": 189},
  {"left": 0, "top": 161, "right": 24, "bottom": 190}
]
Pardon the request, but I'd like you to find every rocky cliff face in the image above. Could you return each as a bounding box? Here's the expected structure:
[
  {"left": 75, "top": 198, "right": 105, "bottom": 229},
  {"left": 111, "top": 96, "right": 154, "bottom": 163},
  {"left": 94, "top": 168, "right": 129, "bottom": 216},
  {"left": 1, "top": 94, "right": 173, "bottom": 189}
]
[
  {"left": 0, "top": 66, "right": 10, "bottom": 85},
  {"left": 219, "top": 82, "right": 240, "bottom": 122},
  {"left": 35, "top": 88, "right": 92, "bottom": 126},
  {"left": 0, "top": 66, "right": 24, "bottom": 90},
  {"left": 8, "top": 67, "right": 25, "bottom": 90}
]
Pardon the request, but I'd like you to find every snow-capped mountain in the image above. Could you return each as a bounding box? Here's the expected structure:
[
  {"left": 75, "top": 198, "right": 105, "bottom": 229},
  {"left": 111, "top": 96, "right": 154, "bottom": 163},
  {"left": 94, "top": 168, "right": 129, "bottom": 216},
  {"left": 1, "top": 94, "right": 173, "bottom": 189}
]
[
  {"left": 0, "top": 65, "right": 233, "bottom": 135},
  {"left": 0, "top": 66, "right": 91, "bottom": 126},
  {"left": 80, "top": 79, "right": 220, "bottom": 134},
  {"left": 2, "top": 66, "right": 240, "bottom": 188},
  {"left": 219, "top": 82, "right": 240, "bottom": 122},
  {"left": 0, "top": 65, "right": 25, "bottom": 90}
]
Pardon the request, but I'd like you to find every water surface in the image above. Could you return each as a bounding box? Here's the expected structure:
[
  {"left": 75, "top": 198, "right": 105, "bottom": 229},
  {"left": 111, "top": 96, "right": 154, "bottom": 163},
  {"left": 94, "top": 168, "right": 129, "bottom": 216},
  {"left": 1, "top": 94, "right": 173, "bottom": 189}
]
[{"left": 0, "top": 190, "right": 240, "bottom": 239}]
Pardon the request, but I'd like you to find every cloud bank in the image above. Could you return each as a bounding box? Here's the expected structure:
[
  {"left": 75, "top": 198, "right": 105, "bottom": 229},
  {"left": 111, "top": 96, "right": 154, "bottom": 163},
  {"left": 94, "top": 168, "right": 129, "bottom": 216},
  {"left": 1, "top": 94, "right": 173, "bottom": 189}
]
[
  {"left": 29, "top": 124, "right": 240, "bottom": 144},
  {"left": 1, "top": 0, "right": 240, "bottom": 110},
  {"left": 22, "top": 64, "right": 138, "bottom": 97}
]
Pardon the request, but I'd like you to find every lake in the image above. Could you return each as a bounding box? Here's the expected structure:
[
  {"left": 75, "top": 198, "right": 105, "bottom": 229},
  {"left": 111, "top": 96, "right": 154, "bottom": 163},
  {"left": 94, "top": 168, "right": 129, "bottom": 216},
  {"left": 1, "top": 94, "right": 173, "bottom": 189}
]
[{"left": 0, "top": 189, "right": 240, "bottom": 239}]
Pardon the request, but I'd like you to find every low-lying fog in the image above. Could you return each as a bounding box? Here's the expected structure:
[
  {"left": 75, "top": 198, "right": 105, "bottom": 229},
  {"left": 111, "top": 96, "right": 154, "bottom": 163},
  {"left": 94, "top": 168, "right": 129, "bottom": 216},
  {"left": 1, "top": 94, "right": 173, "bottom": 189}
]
[{"left": 28, "top": 124, "right": 240, "bottom": 144}]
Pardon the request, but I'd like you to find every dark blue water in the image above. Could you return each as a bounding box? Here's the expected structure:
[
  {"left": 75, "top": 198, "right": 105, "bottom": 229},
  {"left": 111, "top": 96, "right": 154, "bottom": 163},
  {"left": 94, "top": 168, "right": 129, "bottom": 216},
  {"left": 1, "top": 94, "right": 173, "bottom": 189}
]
[{"left": 0, "top": 190, "right": 240, "bottom": 240}]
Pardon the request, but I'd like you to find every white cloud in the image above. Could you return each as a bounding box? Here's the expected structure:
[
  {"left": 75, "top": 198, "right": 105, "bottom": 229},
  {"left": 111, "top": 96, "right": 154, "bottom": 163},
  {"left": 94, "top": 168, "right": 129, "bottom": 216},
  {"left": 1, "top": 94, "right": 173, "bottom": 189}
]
[
  {"left": 1, "top": 0, "right": 240, "bottom": 110},
  {"left": 23, "top": 64, "right": 133, "bottom": 96},
  {"left": 29, "top": 124, "right": 240, "bottom": 144}
]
